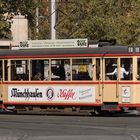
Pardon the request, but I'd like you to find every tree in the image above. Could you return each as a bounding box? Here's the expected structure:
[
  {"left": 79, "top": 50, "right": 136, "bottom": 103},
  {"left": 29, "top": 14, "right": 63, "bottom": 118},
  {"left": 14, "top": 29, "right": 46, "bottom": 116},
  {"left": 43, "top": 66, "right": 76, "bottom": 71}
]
[
  {"left": 0, "top": 21, "right": 11, "bottom": 39},
  {"left": 0, "top": 0, "right": 37, "bottom": 39},
  {"left": 56, "top": 0, "right": 140, "bottom": 45},
  {"left": 1, "top": 0, "right": 140, "bottom": 45}
]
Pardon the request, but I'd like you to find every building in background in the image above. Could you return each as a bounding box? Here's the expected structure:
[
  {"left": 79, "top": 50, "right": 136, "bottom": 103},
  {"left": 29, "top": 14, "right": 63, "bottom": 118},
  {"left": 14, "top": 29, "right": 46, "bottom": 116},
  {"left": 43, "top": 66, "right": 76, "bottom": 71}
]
[
  {"left": 11, "top": 14, "right": 28, "bottom": 46},
  {"left": 0, "top": 14, "right": 28, "bottom": 49}
]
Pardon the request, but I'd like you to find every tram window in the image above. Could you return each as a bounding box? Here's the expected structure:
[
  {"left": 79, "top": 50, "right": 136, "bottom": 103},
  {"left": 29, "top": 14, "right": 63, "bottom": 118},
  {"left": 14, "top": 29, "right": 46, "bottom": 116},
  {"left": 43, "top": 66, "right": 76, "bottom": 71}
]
[
  {"left": 72, "top": 59, "right": 92, "bottom": 80},
  {"left": 4, "top": 60, "right": 8, "bottom": 81},
  {"left": 11, "top": 60, "right": 29, "bottom": 81},
  {"left": 51, "top": 59, "right": 70, "bottom": 81},
  {"left": 96, "top": 59, "right": 100, "bottom": 80},
  {"left": 105, "top": 58, "right": 118, "bottom": 80},
  {"left": 137, "top": 59, "right": 140, "bottom": 80},
  {"left": 120, "top": 58, "right": 132, "bottom": 80},
  {"left": 31, "top": 60, "right": 49, "bottom": 81},
  {"left": 0, "top": 60, "right": 2, "bottom": 80}
]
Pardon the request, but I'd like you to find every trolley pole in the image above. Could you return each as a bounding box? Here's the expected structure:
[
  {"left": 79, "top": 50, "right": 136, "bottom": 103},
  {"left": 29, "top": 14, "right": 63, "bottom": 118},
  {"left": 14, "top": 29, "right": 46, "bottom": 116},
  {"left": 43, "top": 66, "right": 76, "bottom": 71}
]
[
  {"left": 51, "top": 0, "right": 56, "bottom": 40},
  {"left": 36, "top": 7, "right": 39, "bottom": 40}
]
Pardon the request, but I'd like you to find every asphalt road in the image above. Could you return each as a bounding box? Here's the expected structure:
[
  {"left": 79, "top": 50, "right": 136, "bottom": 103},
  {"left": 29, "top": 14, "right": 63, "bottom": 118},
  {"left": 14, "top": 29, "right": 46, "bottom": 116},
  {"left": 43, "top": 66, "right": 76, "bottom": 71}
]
[{"left": 0, "top": 114, "right": 140, "bottom": 140}]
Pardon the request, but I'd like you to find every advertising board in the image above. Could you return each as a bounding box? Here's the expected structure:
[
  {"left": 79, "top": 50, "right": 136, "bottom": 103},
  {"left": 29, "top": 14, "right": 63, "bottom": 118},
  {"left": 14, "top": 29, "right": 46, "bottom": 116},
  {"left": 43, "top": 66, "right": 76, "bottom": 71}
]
[
  {"left": 8, "top": 85, "right": 95, "bottom": 103},
  {"left": 121, "top": 86, "right": 131, "bottom": 103}
]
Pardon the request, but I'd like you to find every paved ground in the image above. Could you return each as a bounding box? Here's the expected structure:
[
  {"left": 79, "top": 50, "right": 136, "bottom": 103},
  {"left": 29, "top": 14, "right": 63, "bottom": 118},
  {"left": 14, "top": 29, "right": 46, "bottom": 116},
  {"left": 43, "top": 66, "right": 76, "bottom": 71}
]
[
  {"left": 0, "top": 135, "right": 138, "bottom": 140},
  {"left": 0, "top": 114, "right": 140, "bottom": 140}
]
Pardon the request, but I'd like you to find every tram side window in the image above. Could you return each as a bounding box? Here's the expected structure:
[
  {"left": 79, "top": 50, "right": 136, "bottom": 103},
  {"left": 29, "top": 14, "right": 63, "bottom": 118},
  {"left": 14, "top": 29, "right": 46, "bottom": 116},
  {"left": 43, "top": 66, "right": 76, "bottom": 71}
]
[
  {"left": 4, "top": 60, "right": 8, "bottom": 81},
  {"left": 0, "top": 60, "right": 2, "bottom": 80},
  {"left": 51, "top": 59, "right": 70, "bottom": 81},
  {"left": 72, "top": 59, "right": 92, "bottom": 80},
  {"left": 11, "top": 60, "right": 29, "bottom": 81},
  {"left": 137, "top": 59, "right": 140, "bottom": 80},
  {"left": 105, "top": 58, "right": 118, "bottom": 80},
  {"left": 96, "top": 59, "right": 100, "bottom": 80},
  {"left": 31, "top": 60, "right": 49, "bottom": 81},
  {"left": 120, "top": 58, "right": 132, "bottom": 80}
]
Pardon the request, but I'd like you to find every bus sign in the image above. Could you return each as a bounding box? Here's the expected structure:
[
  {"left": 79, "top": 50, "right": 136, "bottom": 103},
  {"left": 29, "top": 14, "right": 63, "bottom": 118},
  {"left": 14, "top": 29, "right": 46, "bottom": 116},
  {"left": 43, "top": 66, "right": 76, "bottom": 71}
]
[{"left": 19, "top": 39, "right": 88, "bottom": 49}]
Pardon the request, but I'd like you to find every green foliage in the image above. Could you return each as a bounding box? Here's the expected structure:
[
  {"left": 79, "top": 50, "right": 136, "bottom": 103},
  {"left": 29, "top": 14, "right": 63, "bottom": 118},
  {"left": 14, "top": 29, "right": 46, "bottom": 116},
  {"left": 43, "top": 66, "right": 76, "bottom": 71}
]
[
  {"left": 0, "top": 21, "right": 11, "bottom": 39},
  {"left": 1, "top": 0, "right": 140, "bottom": 45},
  {"left": 56, "top": 0, "right": 140, "bottom": 45},
  {"left": 0, "top": 0, "right": 37, "bottom": 39}
]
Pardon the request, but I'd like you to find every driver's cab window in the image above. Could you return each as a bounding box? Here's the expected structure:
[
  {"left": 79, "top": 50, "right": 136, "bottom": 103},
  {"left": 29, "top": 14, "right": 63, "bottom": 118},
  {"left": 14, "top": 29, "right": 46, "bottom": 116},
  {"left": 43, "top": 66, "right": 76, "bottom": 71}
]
[{"left": 105, "top": 58, "right": 118, "bottom": 80}]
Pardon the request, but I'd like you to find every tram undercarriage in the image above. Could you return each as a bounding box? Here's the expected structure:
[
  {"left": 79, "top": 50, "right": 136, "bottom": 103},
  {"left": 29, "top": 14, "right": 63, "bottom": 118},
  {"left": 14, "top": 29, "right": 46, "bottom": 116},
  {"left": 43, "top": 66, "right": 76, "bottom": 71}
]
[{"left": 2, "top": 103, "right": 138, "bottom": 116}]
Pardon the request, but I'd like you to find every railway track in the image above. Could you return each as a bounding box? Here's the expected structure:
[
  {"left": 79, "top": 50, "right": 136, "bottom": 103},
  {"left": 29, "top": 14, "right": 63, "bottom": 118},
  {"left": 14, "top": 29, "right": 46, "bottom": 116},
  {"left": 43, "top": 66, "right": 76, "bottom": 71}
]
[
  {"left": 1, "top": 108, "right": 139, "bottom": 116},
  {"left": 16, "top": 110, "right": 92, "bottom": 116}
]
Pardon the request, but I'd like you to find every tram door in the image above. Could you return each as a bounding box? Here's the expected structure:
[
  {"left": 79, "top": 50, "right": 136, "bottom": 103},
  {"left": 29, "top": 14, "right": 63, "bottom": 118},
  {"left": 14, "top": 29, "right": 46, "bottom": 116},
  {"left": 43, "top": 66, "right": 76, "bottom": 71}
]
[{"left": 102, "top": 58, "right": 119, "bottom": 109}]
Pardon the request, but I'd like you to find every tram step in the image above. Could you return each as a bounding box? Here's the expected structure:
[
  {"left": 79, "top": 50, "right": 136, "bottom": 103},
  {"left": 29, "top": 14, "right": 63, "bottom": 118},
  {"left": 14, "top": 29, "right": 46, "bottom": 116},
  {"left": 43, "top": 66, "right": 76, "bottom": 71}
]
[{"left": 101, "top": 102, "right": 118, "bottom": 111}]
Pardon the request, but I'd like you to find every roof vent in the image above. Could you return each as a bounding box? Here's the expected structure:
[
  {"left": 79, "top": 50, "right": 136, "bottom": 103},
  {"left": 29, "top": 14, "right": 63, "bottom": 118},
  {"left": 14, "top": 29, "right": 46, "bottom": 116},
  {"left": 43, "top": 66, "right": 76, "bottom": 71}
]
[{"left": 98, "top": 39, "right": 116, "bottom": 47}]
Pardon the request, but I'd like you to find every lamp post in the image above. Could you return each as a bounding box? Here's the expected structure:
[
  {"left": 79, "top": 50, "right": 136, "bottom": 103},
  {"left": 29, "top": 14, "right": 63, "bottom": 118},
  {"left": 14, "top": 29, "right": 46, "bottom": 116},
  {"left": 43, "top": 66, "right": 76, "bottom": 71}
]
[
  {"left": 36, "top": 7, "right": 39, "bottom": 39},
  {"left": 51, "top": 0, "right": 56, "bottom": 40},
  {"left": 36, "top": 0, "right": 56, "bottom": 40}
]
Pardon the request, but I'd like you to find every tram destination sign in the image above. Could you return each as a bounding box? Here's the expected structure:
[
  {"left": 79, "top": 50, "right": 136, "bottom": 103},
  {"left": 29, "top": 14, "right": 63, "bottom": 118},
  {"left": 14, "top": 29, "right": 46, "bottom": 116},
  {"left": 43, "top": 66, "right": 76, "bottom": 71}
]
[{"left": 19, "top": 39, "right": 88, "bottom": 49}]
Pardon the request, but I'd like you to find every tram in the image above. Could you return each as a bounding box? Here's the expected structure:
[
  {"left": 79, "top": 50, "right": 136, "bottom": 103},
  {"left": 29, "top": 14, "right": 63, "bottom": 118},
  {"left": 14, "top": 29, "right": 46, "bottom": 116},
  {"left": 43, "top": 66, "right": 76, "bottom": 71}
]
[{"left": 0, "top": 39, "right": 140, "bottom": 114}]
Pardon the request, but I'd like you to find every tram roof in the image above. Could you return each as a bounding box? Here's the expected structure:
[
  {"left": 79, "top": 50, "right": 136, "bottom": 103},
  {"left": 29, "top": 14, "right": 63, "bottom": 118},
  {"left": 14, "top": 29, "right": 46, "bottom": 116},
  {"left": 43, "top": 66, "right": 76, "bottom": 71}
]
[{"left": 0, "top": 45, "right": 133, "bottom": 57}]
